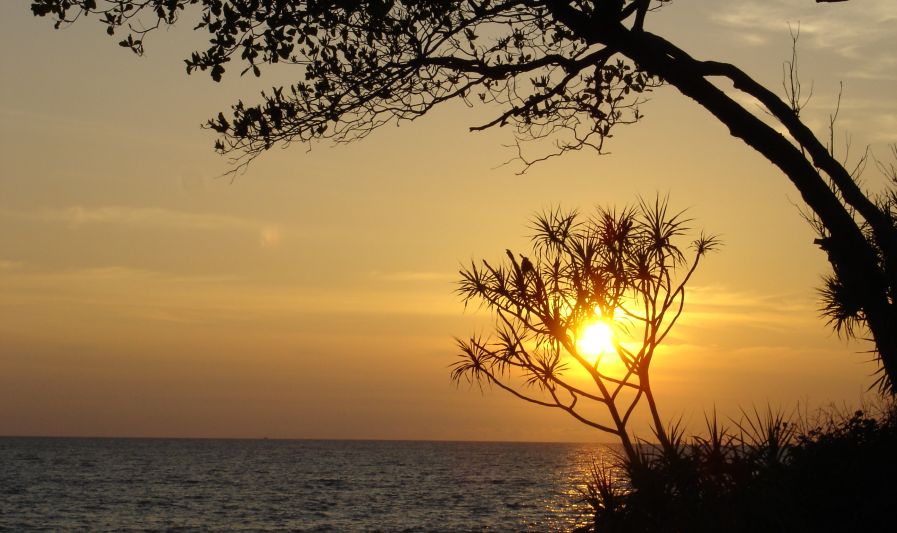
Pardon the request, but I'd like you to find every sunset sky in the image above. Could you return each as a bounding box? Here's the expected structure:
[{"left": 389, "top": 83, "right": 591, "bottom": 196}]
[{"left": 1, "top": 1, "right": 896, "bottom": 442}]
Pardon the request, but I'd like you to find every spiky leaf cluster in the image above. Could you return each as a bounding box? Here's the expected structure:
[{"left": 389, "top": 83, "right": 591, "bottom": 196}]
[
  {"left": 454, "top": 198, "right": 717, "bottom": 445},
  {"left": 808, "top": 143, "right": 897, "bottom": 393}
]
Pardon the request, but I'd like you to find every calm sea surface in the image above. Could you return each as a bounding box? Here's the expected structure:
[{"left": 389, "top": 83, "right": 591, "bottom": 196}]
[{"left": 0, "top": 438, "right": 617, "bottom": 532}]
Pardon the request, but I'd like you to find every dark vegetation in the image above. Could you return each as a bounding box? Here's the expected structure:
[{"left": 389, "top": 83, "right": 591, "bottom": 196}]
[
  {"left": 25, "top": 2, "right": 897, "bottom": 530},
  {"left": 576, "top": 403, "right": 897, "bottom": 533},
  {"left": 454, "top": 200, "right": 717, "bottom": 461}
]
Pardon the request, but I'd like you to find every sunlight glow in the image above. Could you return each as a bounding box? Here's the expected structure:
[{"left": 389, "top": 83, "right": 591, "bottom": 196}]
[{"left": 577, "top": 319, "right": 616, "bottom": 358}]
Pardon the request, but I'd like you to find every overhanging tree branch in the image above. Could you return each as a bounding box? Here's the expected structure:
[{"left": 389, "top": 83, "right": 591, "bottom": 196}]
[{"left": 29, "top": 0, "right": 897, "bottom": 392}]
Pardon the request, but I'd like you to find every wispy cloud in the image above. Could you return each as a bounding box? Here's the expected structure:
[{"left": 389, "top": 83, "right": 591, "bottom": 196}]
[
  {"left": 712, "top": 0, "right": 897, "bottom": 40},
  {"left": 0, "top": 205, "right": 287, "bottom": 248},
  {"left": 0, "top": 259, "right": 22, "bottom": 271},
  {"left": 0, "top": 263, "right": 458, "bottom": 325},
  {"left": 0, "top": 265, "right": 241, "bottom": 291},
  {"left": 370, "top": 270, "right": 455, "bottom": 283},
  {"left": 688, "top": 284, "right": 814, "bottom": 311},
  {"left": 711, "top": 0, "right": 897, "bottom": 80},
  {"left": 681, "top": 284, "right": 820, "bottom": 331},
  {"left": 60, "top": 205, "right": 257, "bottom": 230}
]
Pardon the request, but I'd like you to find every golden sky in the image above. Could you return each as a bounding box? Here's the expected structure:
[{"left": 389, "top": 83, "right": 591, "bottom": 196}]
[{"left": 1, "top": 1, "right": 896, "bottom": 441}]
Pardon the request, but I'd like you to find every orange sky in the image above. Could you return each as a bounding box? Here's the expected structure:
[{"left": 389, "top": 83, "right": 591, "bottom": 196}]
[{"left": 1, "top": 1, "right": 896, "bottom": 442}]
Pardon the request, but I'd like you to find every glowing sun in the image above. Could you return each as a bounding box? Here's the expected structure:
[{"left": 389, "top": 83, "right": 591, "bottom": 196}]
[{"left": 577, "top": 319, "right": 616, "bottom": 358}]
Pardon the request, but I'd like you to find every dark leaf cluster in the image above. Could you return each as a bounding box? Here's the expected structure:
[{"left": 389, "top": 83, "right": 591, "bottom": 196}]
[
  {"left": 810, "top": 143, "right": 897, "bottom": 393},
  {"left": 578, "top": 404, "right": 897, "bottom": 533},
  {"left": 30, "top": 0, "right": 665, "bottom": 169},
  {"left": 455, "top": 197, "right": 717, "bottom": 457}
]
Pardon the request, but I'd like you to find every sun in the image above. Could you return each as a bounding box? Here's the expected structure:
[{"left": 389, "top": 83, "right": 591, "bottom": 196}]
[{"left": 577, "top": 319, "right": 616, "bottom": 358}]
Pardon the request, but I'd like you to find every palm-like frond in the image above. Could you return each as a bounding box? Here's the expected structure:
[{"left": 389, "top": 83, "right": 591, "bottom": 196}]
[{"left": 455, "top": 198, "right": 716, "bottom": 459}]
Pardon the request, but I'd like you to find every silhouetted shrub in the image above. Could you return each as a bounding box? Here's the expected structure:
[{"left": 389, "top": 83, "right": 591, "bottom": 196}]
[{"left": 577, "top": 403, "right": 897, "bottom": 533}]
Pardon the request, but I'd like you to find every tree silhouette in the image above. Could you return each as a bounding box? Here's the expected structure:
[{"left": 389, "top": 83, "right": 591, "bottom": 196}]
[
  {"left": 30, "top": 0, "right": 896, "bottom": 391},
  {"left": 454, "top": 199, "right": 718, "bottom": 459}
]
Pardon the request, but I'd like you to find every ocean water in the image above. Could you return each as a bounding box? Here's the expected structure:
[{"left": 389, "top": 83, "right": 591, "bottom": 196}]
[{"left": 0, "top": 438, "right": 617, "bottom": 532}]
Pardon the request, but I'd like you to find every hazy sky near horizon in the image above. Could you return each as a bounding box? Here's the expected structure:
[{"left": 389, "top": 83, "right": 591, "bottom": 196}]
[{"left": 1, "top": 0, "right": 896, "bottom": 442}]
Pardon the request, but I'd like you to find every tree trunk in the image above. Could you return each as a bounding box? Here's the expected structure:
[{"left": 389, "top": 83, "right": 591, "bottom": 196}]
[
  {"left": 639, "top": 370, "right": 671, "bottom": 452},
  {"left": 593, "top": 23, "right": 897, "bottom": 392}
]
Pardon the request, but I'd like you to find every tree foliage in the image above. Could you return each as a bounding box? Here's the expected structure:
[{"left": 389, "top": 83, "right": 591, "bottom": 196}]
[
  {"left": 30, "top": 0, "right": 897, "bottom": 392},
  {"left": 454, "top": 199, "right": 718, "bottom": 459},
  {"left": 577, "top": 404, "right": 897, "bottom": 532},
  {"left": 32, "top": 0, "right": 665, "bottom": 166}
]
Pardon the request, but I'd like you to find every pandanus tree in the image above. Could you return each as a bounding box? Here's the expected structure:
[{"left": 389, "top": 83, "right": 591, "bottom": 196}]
[
  {"left": 454, "top": 199, "right": 718, "bottom": 459},
  {"left": 29, "top": 0, "right": 896, "bottom": 392}
]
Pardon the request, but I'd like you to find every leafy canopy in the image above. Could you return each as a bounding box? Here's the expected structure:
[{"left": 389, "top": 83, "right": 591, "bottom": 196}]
[{"left": 31, "top": 0, "right": 666, "bottom": 168}]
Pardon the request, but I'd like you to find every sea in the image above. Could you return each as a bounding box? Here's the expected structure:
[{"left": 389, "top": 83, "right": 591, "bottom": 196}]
[{"left": 0, "top": 438, "right": 619, "bottom": 532}]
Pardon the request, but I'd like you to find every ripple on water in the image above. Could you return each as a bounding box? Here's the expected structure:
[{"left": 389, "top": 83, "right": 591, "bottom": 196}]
[{"left": 0, "top": 438, "right": 618, "bottom": 532}]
